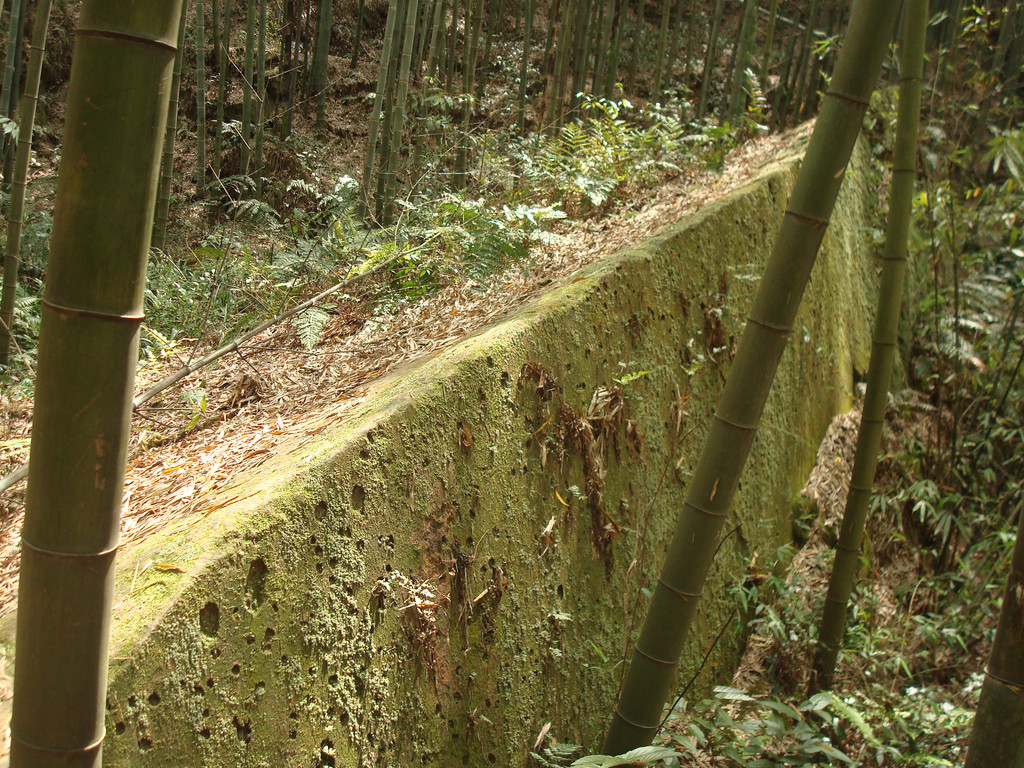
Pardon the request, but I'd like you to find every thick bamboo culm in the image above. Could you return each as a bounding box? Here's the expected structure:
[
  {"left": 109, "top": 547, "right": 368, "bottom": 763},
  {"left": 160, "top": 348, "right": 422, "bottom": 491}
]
[{"left": 8, "top": 3, "right": 184, "bottom": 765}]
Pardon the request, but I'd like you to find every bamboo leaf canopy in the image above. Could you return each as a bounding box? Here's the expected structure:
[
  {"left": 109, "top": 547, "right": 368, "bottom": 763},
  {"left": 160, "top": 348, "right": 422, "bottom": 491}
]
[
  {"left": 602, "top": 0, "right": 905, "bottom": 754},
  {"left": 9, "top": 2, "right": 184, "bottom": 766}
]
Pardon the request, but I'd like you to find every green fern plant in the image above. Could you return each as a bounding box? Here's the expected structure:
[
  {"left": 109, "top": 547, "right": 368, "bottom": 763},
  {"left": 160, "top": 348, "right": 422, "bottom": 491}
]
[{"left": 294, "top": 304, "right": 330, "bottom": 350}]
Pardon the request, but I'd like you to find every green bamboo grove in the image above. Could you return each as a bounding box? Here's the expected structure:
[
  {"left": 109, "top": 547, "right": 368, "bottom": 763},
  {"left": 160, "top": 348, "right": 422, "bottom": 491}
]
[{"left": 0, "top": 0, "right": 891, "bottom": 359}]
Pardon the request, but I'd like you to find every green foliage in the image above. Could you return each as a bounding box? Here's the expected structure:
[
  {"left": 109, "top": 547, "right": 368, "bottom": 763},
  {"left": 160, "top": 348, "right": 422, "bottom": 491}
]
[
  {"left": 503, "top": 96, "right": 716, "bottom": 215},
  {"left": 295, "top": 304, "right": 330, "bottom": 350},
  {"left": 666, "top": 686, "right": 859, "bottom": 765}
]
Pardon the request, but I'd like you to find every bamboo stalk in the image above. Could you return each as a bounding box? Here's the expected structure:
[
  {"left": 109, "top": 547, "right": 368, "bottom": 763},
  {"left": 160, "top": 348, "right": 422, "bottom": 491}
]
[
  {"left": 381, "top": 0, "right": 422, "bottom": 224},
  {"left": 196, "top": 0, "right": 208, "bottom": 197},
  {"left": 241, "top": 0, "right": 257, "bottom": 172},
  {"left": 8, "top": 3, "right": 184, "bottom": 765},
  {"left": 0, "top": 0, "right": 54, "bottom": 367},
  {"left": 254, "top": 0, "right": 267, "bottom": 198},
  {"left": 214, "top": 0, "right": 233, "bottom": 176},
  {"left": 602, "top": 0, "right": 903, "bottom": 753},
  {"left": 812, "top": 0, "right": 927, "bottom": 692},
  {"left": 359, "top": 0, "right": 401, "bottom": 216},
  {"left": 152, "top": 0, "right": 190, "bottom": 251}
]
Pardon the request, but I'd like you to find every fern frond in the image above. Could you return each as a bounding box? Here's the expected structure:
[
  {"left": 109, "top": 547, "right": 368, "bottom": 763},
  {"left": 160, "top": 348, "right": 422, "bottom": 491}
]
[{"left": 295, "top": 305, "right": 329, "bottom": 351}]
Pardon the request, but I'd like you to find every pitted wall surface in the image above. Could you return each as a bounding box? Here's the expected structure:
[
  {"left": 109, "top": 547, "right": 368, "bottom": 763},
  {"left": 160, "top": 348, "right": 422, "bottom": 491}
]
[{"left": 5, "top": 137, "right": 878, "bottom": 767}]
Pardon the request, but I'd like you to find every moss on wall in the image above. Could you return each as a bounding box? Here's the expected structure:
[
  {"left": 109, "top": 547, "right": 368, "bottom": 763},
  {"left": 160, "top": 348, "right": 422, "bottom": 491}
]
[{"left": 5, "top": 137, "right": 880, "bottom": 767}]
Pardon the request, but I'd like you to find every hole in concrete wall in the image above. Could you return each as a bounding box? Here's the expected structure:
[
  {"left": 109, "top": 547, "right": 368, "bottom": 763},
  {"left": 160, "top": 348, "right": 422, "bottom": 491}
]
[
  {"left": 316, "top": 563, "right": 324, "bottom": 573},
  {"left": 280, "top": 655, "right": 289, "bottom": 665},
  {"left": 148, "top": 692, "right": 161, "bottom": 706},
  {"left": 199, "top": 602, "right": 220, "bottom": 637},
  {"left": 351, "top": 485, "right": 366, "bottom": 512},
  {"left": 315, "top": 500, "right": 328, "bottom": 517},
  {"left": 231, "top": 664, "right": 241, "bottom": 676},
  {"left": 486, "top": 356, "right": 494, "bottom": 367},
  {"left": 138, "top": 737, "right": 153, "bottom": 751},
  {"left": 314, "top": 543, "right": 324, "bottom": 555},
  {"left": 234, "top": 716, "right": 253, "bottom": 744},
  {"left": 488, "top": 752, "right": 497, "bottom": 763},
  {"left": 340, "top": 710, "right": 349, "bottom": 724},
  {"left": 207, "top": 677, "right": 215, "bottom": 688},
  {"left": 289, "top": 730, "right": 297, "bottom": 739},
  {"left": 210, "top": 648, "right": 221, "bottom": 659},
  {"left": 114, "top": 721, "right": 126, "bottom": 735},
  {"left": 193, "top": 684, "right": 205, "bottom": 697},
  {"left": 356, "top": 539, "right": 366, "bottom": 552},
  {"left": 501, "top": 372, "right": 510, "bottom": 387},
  {"left": 127, "top": 696, "right": 137, "bottom": 708},
  {"left": 557, "top": 584, "right": 564, "bottom": 599},
  {"left": 246, "top": 634, "right": 256, "bottom": 645},
  {"left": 200, "top": 727, "right": 212, "bottom": 739},
  {"left": 328, "top": 673, "right": 339, "bottom": 686},
  {"left": 263, "top": 627, "right": 276, "bottom": 645},
  {"left": 246, "top": 558, "right": 269, "bottom": 608},
  {"left": 320, "top": 738, "right": 337, "bottom": 766}
]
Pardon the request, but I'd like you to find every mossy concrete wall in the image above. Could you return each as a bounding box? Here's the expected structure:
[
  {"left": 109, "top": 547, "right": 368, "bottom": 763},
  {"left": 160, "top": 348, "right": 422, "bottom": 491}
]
[{"left": 7, "top": 138, "right": 878, "bottom": 767}]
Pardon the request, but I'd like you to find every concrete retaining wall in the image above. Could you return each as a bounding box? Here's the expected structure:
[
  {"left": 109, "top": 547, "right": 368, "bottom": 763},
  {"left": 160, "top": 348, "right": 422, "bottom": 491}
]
[{"left": 13, "top": 137, "right": 879, "bottom": 767}]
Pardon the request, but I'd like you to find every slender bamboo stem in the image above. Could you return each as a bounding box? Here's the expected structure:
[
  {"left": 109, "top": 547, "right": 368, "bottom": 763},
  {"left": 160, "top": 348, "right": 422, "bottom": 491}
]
[
  {"left": 381, "top": 0, "right": 421, "bottom": 224},
  {"left": 696, "top": 0, "right": 725, "bottom": 117},
  {"left": 602, "top": 0, "right": 903, "bottom": 753},
  {"left": 359, "top": 0, "right": 401, "bottom": 216},
  {"left": 812, "top": 0, "right": 927, "bottom": 692},
  {"left": 0, "top": 0, "right": 53, "bottom": 368},
  {"left": 196, "top": 0, "right": 208, "bottom": 196},
  {"left": 8, "top": 3, "right": 184, "bottom": 765},
  {"left": 241, "top": 0, "right": 257, "bottom": 173},
  {"left": 215, "top": 0, "right": 233, "bottom": 176},
  {"left": 313, "top": 0, "right": 333, "bottom": 130},
  {"left": 254, "top": 0, "right": 267, "bottom": 198},
  {"left": 152, "top": 0, "right": 190, "bottom": 251}
]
